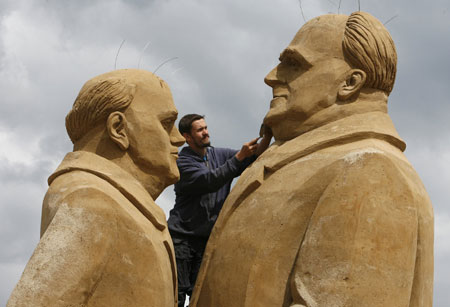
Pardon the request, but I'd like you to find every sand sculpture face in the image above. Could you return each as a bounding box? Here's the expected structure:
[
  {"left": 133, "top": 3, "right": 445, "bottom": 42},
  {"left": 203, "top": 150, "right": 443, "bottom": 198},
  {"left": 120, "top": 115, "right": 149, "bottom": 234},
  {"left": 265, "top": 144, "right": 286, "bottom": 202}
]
[
  {"left": 123, "top": 72, "right": 183, "bottom": 186},
  {"left": 66, "top": 69, "right": 185, "bottom": 197},
  {"left": 264, "top": 15, "right": 351, "bottom": 141},
  {"left": 264, "top": 13, "right": 396, "bottom": 142}
]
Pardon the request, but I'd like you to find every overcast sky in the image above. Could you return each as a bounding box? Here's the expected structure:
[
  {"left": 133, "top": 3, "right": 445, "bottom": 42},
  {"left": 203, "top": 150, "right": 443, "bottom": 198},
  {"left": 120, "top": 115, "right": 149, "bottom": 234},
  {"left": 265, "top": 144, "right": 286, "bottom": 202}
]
[{"left": 0, "top": 0, "right": 449, "bottom": 305}]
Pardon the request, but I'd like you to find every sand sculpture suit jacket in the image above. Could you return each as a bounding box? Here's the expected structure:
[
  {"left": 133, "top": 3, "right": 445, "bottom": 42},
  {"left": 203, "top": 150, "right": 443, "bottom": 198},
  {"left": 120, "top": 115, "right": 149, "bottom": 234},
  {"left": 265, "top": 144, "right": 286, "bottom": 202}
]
[
  {"left": 8, "top": 151, "right": 177, "bottom": 307},
  {"left": 191, "top": 111, "right": 434, "bottom": 307}
]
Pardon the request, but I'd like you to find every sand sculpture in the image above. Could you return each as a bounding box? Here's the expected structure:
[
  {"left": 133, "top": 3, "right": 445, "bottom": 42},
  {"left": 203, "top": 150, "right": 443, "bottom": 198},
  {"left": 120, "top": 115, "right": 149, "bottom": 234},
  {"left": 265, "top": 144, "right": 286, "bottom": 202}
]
[
  {"left": 191, "top": 12, "right": 434, "bottom": 307},
  {"left": 8, "top": 69, "right": 184, "bottom": 307}
]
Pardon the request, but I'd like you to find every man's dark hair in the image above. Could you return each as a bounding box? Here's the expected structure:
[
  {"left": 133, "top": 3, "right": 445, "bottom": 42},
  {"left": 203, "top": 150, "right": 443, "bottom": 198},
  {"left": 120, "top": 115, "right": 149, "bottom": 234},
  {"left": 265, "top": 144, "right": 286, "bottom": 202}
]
[{"left": 178, "top": 114, "right": 205, "bottom": 135}]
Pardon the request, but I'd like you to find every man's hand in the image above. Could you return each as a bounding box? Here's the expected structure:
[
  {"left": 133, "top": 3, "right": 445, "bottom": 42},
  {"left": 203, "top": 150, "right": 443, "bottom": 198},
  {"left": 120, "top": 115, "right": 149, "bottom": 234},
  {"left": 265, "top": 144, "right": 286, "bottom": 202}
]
[{"left": 235, "top": 138, "right": 259, "bottom": 161}]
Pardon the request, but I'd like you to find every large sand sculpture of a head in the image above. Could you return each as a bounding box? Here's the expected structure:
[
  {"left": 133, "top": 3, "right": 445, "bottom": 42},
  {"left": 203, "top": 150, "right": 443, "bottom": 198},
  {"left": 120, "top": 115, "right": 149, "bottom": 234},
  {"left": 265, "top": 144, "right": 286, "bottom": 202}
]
[
  {"left": 264, "top": 12, "right": 397, "bottom": 141},
  {"left": 66, "top": 69, "right": 185, "bottom": 198}
]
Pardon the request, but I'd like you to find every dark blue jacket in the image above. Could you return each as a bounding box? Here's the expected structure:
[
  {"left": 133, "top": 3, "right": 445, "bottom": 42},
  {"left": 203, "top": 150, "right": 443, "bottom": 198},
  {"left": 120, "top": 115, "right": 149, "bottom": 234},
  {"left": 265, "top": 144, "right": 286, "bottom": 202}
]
[{"left": 168, "top": 146, "right": 254, "bottom": 238}]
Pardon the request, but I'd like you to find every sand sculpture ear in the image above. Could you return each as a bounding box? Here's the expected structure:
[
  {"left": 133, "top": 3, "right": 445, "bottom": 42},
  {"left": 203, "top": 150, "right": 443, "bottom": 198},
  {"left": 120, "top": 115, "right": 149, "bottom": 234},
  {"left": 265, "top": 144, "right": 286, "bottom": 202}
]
[
  {"left": 107, "top": 111, "right": 129, "bottom": 151},
  {"left": 338, "top": 69, "right": 367, "bottom": 101}
]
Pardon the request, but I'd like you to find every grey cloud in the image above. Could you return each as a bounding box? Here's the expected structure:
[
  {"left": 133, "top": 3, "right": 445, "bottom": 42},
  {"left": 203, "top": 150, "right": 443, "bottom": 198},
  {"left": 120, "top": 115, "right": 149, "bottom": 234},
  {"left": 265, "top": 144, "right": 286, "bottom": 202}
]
[{"left": 0, "top": 160, "right": 45, "bottom": 264}]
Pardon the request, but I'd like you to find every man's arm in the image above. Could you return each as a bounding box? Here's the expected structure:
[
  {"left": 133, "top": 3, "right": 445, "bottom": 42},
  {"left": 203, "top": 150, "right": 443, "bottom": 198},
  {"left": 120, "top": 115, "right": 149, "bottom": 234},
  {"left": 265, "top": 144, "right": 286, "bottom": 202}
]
[
  {"left": 178, "top": 138, "right": 260, "bottom": 194},
  {"left": 177, "top": 154, "right": 246, "bottom": 194},
  {"left": 290, "top": 153, "right": 419, "bottom": 306},
  {"left": 7, "top": 188, "right": 117, "bottom": 307}
]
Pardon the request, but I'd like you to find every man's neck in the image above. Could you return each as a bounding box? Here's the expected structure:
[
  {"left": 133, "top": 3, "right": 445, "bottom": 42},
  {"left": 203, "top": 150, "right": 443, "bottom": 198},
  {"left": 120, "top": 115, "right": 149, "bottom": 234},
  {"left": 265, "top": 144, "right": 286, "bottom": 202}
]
[{"left": 189, "top": 144, "right": 207, "bottom": 157}]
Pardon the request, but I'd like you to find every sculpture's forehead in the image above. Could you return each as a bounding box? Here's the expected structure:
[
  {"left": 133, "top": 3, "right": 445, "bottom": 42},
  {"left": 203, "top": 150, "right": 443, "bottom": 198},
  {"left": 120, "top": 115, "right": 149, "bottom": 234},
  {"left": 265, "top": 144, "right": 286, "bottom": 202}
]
[
  {"left": 289, "top": 14, "right": 348, "bottom": 60},
  {"left": 84, "top": 69, "right": 175, "bottom": 114},
  {"left": 93, "top": 69, "right": 169, "bottom": 91}
]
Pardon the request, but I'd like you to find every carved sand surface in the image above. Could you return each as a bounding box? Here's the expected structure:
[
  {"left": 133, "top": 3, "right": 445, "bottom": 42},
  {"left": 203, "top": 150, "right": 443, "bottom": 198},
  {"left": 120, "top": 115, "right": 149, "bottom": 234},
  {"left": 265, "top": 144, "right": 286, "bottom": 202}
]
[
  {"left": 191, "top": 12, "right": 434, "bottom": 307},
  {"left": 8, "top": 69, "right": 184, "bottom": 307},
  {"left": 6, "top": 11, "right": 434, "bottom": 307}
]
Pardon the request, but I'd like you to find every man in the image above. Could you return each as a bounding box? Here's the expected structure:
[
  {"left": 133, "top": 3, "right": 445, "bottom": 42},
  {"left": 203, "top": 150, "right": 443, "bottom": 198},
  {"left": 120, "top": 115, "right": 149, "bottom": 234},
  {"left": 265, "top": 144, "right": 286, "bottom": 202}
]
[
  {"left": 167, "top": 114, "right": 271, "bottom": 306},
  {"left": 191, "top": 12, "right": 433, "bottom": 307},
  {"left": 8, "top": 69, "right": 185, "bottom": 307}
]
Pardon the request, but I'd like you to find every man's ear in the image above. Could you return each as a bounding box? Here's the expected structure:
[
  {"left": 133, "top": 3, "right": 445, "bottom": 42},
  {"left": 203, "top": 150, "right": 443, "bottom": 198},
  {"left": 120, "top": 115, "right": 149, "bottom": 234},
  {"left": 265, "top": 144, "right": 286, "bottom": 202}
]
[
  {"left": 107, "top": 111, "right": 129, "bottom": 151},
  {"left": 182, "top": 132, "right": 191, "bottom": 143},
  {"left": 338, "top": 69, "right": 367, "bottom": 101}
]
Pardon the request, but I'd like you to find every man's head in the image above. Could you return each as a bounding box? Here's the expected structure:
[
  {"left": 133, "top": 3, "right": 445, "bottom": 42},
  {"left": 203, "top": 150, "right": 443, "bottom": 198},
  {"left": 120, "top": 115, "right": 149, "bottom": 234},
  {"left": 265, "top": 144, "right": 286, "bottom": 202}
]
[
  {"left": 264, "top": 12, "right": 397, "bottom": 141},
  {"left": 66, "top": 69, "right": 185, "bottom": 194},
  {"left": 178, "top": 114, "right": 210, "bottom": 151}
]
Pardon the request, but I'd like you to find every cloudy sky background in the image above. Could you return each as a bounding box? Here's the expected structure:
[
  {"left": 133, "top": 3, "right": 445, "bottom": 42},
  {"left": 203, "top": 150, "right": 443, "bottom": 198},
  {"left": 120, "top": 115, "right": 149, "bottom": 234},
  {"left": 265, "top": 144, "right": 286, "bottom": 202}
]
[{"left": 0, "top": 0, "right": 449, "bottom": 305}]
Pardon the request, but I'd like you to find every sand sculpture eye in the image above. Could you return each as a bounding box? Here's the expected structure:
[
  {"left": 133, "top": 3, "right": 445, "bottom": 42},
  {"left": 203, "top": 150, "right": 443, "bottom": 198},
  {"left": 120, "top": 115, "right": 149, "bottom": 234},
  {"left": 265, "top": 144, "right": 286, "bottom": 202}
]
[{"left": 161, "top": 118, "right": 175, "bottom": 131}]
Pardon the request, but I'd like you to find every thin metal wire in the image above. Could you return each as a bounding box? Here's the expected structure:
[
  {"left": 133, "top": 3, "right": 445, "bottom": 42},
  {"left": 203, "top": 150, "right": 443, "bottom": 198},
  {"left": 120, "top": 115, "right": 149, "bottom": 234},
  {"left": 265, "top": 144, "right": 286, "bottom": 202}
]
[
  {"left": 298, "top": 0, "right": 306, "bottom": 23},
  {"left": 358, "top": 0, "right": 361, "bottom": 11},
  {"left": 138, "top": 41, "right": 151, "bottom": 69},
  {"left": 327, "top": 0, "right": 337, "bottom": 6},
  {"left": 114, "top": 39, "right": 126, "bottom": 70},
  {"left": 170, "top": 67, "right": 184, "bottom": 76},
  {"left": 338, "top": 0, "right": 342, "bottom": 14},
  {"left": 384, "top": 14, "right": 398, "bottom": 25},
  {"left": 153, "top": 57, "right": 179, "bottom": 74}
]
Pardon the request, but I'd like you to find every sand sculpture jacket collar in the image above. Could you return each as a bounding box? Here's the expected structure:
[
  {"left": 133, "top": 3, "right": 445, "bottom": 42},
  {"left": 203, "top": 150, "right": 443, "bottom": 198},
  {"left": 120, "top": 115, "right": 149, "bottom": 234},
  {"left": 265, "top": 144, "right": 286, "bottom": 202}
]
[
  {"left": 214, "top": 111, "right": 405, "bottom": 224},
  {"left": 48, "top": 151, "right": 167, "bottom": 231}
]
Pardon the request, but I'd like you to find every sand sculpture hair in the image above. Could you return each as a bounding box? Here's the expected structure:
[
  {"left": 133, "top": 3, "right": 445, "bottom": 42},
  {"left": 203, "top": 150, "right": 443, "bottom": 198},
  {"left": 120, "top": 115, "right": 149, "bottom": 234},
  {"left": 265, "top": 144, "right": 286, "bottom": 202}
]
[
  {"left": 343, "top": 11, "right": 397, "bottom": 94},
  {"left": 65, "top": 78, "right": 136, "bottom": 143}
]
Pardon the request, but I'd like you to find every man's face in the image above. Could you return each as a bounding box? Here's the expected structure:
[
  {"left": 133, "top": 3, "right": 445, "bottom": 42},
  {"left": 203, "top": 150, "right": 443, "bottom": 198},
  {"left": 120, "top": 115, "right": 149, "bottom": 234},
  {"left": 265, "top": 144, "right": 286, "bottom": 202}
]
[
  {"left": 186, "top": 118, "right": 210, "bottom": 149},
  {"left": 125, "top": 74, "right": 185, "bottom": 185},
  {"left": 264, "top": 14, "right": 351, "bottom": 141}
]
